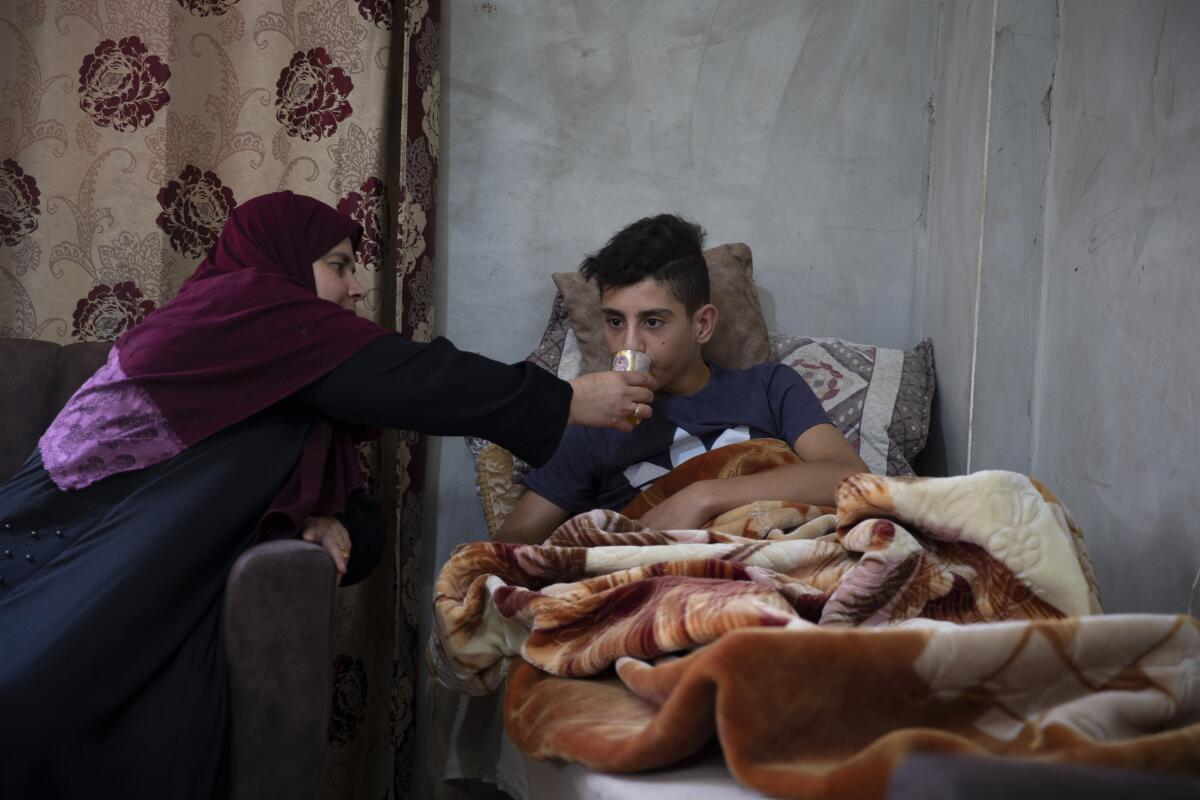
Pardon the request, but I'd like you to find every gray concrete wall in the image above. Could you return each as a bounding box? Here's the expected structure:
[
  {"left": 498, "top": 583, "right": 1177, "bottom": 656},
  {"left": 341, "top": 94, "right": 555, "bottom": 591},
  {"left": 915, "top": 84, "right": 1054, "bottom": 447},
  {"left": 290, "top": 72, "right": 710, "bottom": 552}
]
[
  {"left": 922, "top": 0, "right": 1058, "bottom": 478},
  {"left": 923, "top": 0, "right": 1199, "bottom": 613},
  {"left": 439, "top": 0, "right": 939, "bottom": 361},
  {"left": 1031, "top": 0, "right": 1200, "bottom": 613},
  {"left": 921, "top": 0, "right": 995, "bottom": 477},
  {"left": 968, "top": 0, "right": 1058, "bottom": 474}
]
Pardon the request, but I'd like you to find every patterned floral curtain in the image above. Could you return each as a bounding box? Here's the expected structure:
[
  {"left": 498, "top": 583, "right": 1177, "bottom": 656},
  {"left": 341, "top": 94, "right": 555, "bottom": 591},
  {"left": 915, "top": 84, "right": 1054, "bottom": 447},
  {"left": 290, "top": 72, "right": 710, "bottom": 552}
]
[{"left": 0, "top": 0, "right": 440, "bottom": 796}]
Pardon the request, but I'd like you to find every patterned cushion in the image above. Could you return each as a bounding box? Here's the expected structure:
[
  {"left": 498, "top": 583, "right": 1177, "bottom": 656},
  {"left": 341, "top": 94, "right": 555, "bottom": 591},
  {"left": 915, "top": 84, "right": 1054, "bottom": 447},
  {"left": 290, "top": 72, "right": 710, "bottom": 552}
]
[
  {"left": 473, "top": 442, "right": 526, "bottom": 538},
  {"left": 466, "top": 293, "right": 936, "bottom": 537},
  {"left": 770, "top": 333, "right": 934, "bottom": 476}
]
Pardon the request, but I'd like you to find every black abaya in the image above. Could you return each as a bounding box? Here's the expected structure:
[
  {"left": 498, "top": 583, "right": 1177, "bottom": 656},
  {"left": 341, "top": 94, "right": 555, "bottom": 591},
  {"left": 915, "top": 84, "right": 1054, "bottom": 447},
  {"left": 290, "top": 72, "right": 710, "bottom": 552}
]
[{"left": 0, "top": 334, "right": 570, "bottom": 798}]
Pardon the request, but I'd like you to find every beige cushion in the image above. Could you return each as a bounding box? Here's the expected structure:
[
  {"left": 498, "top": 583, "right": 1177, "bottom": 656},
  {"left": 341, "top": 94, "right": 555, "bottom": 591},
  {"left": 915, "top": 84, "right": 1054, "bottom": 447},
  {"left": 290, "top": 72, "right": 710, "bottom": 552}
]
[{"left": 551, "top": 243, "right": 773, "bottom": 375}]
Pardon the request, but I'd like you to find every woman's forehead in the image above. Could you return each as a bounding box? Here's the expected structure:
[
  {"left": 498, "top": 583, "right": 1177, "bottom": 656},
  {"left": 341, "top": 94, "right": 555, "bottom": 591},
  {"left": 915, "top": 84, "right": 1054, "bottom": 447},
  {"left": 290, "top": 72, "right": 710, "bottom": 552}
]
[{"left": 320, "top": 237, "right": 355, "bottom": 259}]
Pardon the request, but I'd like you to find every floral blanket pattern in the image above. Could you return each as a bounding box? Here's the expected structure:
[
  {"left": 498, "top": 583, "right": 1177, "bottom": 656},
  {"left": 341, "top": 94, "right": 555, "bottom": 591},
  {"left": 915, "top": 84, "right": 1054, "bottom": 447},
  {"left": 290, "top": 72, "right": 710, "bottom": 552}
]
[{"left": 430, "top": 443, "right": 1200, "bottom": 798}]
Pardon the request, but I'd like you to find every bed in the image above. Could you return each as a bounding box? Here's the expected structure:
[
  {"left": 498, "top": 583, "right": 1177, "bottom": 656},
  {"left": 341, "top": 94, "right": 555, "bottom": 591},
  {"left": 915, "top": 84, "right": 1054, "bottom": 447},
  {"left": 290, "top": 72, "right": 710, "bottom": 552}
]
[
  {"left": 427, "top": 244, "right": 1200, "bottom": 799},
  {"left": 429, "top": 681, "right": 757, "bottom": 800}
]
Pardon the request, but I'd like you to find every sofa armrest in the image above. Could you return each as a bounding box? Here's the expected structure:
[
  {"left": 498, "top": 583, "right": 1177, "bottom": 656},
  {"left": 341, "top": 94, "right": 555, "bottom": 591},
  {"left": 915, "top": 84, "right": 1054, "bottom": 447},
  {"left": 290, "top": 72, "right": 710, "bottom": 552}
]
[{"left": 223, "top": 539, "right": 336, "bottom": 800}]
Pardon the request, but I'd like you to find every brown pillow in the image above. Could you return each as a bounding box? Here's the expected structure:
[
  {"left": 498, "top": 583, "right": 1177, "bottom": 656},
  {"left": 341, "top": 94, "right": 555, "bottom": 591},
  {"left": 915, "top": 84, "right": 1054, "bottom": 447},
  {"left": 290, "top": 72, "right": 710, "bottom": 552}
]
[{"left": 551, "top": 243, "right": 773, "bottom": 375}]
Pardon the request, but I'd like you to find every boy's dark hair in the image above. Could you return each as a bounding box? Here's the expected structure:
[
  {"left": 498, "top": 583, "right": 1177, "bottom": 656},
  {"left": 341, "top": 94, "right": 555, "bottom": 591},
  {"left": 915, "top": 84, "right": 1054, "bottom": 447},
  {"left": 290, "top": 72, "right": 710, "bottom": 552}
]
[{"left": 579, "top": 214, "right": 709, "bottom": 313}]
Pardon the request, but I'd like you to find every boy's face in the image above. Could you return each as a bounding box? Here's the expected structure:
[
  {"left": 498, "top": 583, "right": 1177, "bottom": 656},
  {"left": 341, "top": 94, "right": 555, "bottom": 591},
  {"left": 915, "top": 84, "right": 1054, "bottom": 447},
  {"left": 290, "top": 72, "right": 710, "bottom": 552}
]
[{"left": 600, "top": 278, "right": 708, "bottom": 395}]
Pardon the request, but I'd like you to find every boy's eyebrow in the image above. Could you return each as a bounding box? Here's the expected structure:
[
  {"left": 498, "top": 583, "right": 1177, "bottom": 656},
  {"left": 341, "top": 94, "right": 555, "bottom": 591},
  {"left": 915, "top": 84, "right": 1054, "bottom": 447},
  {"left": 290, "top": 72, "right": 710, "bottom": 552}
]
[{"left": 600, "top": 307, "right": 675, "bottom": 318}]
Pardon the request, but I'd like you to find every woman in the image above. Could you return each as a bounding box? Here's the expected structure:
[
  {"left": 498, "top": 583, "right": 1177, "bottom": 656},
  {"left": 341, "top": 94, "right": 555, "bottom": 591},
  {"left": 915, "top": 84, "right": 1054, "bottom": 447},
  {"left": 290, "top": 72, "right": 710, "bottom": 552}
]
[{"left": 0, "top": 192, "right": 654, "bottom": 798}]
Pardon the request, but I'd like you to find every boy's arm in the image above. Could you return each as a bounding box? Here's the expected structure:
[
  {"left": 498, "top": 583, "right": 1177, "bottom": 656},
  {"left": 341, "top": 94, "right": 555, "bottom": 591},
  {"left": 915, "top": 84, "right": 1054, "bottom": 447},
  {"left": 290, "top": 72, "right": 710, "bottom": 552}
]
[
  {"left": 495, "top": 489, "right": 573, "bottom": 545},
  {"left": 637, "top": 423, "right": 868, "bottom": 530}
]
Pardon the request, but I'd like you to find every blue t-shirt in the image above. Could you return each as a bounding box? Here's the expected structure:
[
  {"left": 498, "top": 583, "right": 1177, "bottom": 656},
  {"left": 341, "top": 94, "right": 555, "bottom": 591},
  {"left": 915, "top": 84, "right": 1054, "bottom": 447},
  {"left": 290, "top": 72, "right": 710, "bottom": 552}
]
[{"left": 523, "top": 362, "right": 830, "bottom": 513}]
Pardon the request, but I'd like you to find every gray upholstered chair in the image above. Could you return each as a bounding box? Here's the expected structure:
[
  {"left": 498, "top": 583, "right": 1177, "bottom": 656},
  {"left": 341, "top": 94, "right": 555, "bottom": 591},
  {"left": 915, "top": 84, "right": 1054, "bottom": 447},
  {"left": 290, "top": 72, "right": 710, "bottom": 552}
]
[{"left": 0, "top": 336, "right": 335, "bottom": 800}]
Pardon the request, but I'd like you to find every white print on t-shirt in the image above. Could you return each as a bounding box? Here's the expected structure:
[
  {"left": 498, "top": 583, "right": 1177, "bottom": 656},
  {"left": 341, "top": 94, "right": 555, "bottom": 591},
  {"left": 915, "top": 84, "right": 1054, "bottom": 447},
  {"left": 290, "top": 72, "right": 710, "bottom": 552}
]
[{"left": 622, "top": 425, "right": 751, "bottom": 490}]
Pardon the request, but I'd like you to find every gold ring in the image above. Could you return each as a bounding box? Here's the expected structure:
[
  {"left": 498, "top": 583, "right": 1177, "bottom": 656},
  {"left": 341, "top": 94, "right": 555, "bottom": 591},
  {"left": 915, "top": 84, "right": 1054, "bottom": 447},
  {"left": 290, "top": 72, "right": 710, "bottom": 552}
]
[
  {"left": 341, "top": 547, "right": 350, "bottom": 559},
  {"left": 631, "top": 402, "right": 641, "bottom": 419}
]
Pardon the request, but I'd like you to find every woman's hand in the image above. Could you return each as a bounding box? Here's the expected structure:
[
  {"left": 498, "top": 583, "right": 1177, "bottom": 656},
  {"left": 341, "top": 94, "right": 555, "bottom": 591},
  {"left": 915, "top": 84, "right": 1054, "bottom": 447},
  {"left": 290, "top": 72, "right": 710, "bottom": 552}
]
[
  {"left": 567, "top": 371, "right": 657, "bottom": 432},
  {"left": 301, "top": 514, "right": 351, "bottom": 585}
]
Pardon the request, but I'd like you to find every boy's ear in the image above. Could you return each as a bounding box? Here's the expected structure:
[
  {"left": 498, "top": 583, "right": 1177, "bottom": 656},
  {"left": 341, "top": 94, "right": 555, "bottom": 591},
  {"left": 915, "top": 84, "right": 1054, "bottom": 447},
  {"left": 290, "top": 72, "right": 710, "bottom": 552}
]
[{"left": 692, "top": 303, "right": 718, "bottom": 345}]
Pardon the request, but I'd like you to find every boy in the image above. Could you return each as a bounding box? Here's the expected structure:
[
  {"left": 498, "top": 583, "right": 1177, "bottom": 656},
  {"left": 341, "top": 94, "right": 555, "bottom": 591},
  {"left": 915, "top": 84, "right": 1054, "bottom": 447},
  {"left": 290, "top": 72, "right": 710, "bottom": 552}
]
[{"left": 496, "top": 214, "right": 867, "bottom": 544}]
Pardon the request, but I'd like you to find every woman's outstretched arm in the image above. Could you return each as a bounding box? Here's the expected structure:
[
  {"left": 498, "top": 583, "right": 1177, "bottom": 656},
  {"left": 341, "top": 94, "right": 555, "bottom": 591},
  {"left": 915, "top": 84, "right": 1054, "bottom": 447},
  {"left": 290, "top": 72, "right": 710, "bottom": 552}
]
[{"left": 290, "top": 335, "right": 653, "bottom": 466}]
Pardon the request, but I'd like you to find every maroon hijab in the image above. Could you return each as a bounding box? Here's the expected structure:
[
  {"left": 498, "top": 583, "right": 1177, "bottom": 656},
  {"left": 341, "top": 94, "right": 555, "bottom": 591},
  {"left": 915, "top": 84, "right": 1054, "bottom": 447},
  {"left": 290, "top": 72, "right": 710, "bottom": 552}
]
[
  {"left": 42, "top": 191, "right": 390, "bottom": 536},
  {"left": 119, "top": 190, "right": 388, "bottom": 439}
]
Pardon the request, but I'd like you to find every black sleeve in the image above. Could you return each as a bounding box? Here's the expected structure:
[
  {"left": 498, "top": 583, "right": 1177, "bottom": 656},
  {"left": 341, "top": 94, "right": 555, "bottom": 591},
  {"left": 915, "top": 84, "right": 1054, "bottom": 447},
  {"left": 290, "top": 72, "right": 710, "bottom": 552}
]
[
  {"left": 290, "top": 334, "right": 573, "bottom": 467},
  {"left": 334, "top": 490, "right": 386, "bottom": 587}
]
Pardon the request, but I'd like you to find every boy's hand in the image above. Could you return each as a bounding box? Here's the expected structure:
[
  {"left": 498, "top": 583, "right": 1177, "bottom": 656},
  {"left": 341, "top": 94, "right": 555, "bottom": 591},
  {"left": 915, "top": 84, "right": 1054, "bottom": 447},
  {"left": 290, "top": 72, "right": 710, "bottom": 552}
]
[{"left": 636, "top": 482, "right": 717, "bottom": 531}]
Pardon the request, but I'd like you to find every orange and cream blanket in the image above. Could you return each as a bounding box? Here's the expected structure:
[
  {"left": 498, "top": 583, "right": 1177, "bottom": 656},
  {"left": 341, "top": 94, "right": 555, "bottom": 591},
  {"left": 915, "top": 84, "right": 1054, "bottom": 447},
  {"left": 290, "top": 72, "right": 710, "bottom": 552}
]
[{"left": 430, "top": 440, "right": 1200, "bottom": 799}]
